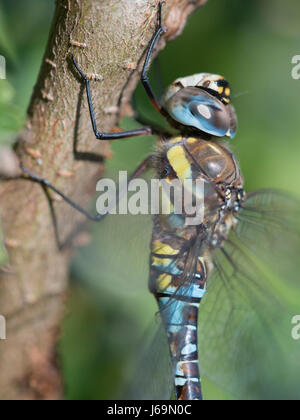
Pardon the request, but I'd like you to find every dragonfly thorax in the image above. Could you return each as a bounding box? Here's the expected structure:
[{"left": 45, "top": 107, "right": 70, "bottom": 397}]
[
  {"left": 154, "top": 137, "right": 244, "bottom": 233},
  {"left": 163, "top": 74, "right": 237, "bottom": 139}
]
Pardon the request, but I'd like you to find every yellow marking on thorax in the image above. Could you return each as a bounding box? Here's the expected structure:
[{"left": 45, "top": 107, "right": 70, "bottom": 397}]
[
  {"left": 168, "top": 137, "right": 183, "bottom": 145},
  {"left": 159, "top": 180, "right": 175, "bottom": 213},
  {"left": 167, "top": 145, "right": 192, "bottom": 183},
  {"left": 187, "top": 137, "right": 197, "bottom": 144}
]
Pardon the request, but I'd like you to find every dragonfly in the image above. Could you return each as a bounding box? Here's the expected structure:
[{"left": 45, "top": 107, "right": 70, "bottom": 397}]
[{"left": 21, "top": 2, "right": 300, "bottom": 400}]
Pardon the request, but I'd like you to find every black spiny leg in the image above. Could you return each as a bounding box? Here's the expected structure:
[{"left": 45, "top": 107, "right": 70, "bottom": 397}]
[
  {"left": 19, "top": 3, "right": 169, "bottom": 228},
  {"left": 20, "top": 156, "right": 153, "bottom": 222},
  {"left": 141, "top": 2, "right": 168, "bottom": 115},
  {"left": 72, "top": 56, "right": 153, "bottom": 141}
]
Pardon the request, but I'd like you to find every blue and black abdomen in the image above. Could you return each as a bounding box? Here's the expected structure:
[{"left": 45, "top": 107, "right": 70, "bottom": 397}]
[{"left": 149, "top": 230, "right": 208, "bottom": 400}]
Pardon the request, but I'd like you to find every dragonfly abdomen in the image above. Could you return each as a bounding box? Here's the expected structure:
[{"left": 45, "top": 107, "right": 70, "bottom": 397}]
[
  {"left": 159, "top": 294, "right": 204, "bottom": 400},
  {"left": 150, "top": 238, "right": 208, "bottom": 400}
]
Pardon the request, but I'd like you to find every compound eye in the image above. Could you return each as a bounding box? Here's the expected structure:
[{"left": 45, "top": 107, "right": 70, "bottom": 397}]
[
  {"left": 188, "top": 99, "right": 230, "bottom": 137},
  {"left": 165, "top": 87, "right": 236, "bottom": 138}
]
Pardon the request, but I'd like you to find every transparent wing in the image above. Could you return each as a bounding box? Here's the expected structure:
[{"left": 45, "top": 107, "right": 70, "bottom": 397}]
[
  {"left": 73, "top": 184, "right": 300, "bottom": 400},
  {"left": 72, "top": 168, "right": 156, "bottom": 298},
  {"left": 119, "top": 319, "right": 174, "bottom": 400},
  {"left": 198, "top": 190, "right": 300, "bottom": 400}
]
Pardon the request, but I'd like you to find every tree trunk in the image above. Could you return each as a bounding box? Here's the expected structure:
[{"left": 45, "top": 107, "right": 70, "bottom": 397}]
[{"left": 0, "top": 0, "right": 207, "bottom": 400}]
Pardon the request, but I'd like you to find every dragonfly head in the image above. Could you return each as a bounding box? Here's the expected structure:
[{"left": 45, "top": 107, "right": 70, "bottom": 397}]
[{"left": 163, "top": 74, "right": 237, "bottom": 139}]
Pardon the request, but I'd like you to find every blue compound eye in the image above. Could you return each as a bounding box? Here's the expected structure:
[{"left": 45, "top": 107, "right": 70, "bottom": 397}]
[{"left": 164, "top": 87, "right": 237, "bottom": 139}]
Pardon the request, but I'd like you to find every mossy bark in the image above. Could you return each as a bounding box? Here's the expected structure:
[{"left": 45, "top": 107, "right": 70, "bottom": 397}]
[{"left": 0, "top": 0, "right": 207, "bottom": 400}]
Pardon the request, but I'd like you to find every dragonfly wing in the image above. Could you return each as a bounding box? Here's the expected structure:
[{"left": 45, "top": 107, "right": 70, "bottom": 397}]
[
  {"left": 72, "top": 169, "right": 156, "bottom": 297},
  {"left": 119, "top": 319, "right": 174, "bottom": 400},
  {"left": 198, "top": 190, "right": 300, "bottom": 399}
]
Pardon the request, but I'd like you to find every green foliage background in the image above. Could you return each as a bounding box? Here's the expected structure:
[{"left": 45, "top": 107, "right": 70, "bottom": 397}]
[{"left": 1, "top": 0, "right": 300, "bottom": 400}]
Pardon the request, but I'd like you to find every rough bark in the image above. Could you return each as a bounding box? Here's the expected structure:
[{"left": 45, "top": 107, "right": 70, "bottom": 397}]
[{"left": 0, "top": 0, "right": 207, "bottom": 400}]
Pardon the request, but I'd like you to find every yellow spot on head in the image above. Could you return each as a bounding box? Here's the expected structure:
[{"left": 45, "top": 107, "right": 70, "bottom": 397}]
[
  {"left": 218, "top": 86, "right": 224, "bottom": 95},
  {"left": 225, "top": 88, "right": 231, "bottom": 97}
]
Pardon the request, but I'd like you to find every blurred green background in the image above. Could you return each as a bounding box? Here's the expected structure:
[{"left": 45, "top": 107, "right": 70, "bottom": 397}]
[{"left": 1, "top": 0, "right": 300, "bottom": 400}]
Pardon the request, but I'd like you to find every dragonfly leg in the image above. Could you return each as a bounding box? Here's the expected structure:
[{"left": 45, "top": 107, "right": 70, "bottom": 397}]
[
  {"left": 141, "top": 2, "right": 168, "bottom": 116},
  {"left": 71, "top": 55, "right": 153, "bottom": 141},
  {"left": 133, "top": 113, "right": 173, "bottom": 138},
  {"left": 20, "top": 155, "right": 153, "bottom": 222}
]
